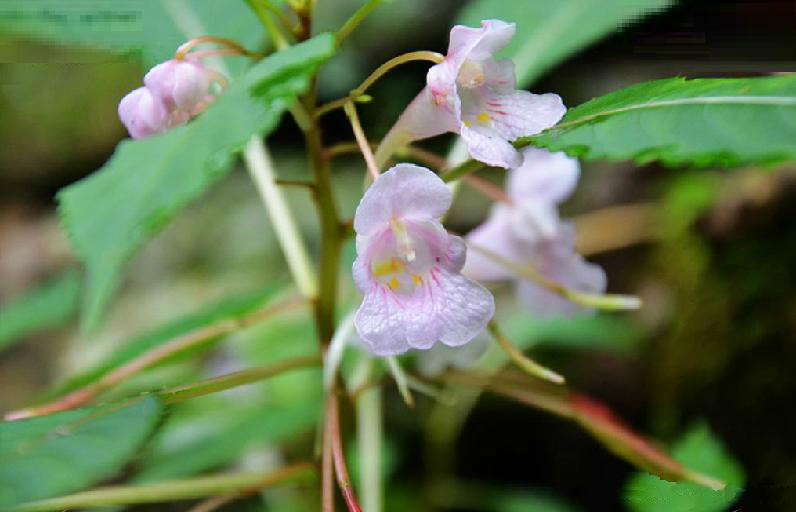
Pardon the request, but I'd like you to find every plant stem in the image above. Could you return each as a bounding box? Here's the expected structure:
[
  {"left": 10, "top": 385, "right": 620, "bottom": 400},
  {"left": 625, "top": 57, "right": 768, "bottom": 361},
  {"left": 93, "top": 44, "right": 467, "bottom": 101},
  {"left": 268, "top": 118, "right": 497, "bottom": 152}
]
[
  {"left": 244, "top": 138, "right": 319, "bottom": 300},
  {"left": 336, "top": 0, "right": 384, "bottom": 46},
  {"left": 302, "top": 90, "right": 342, "bottom": 346},
  {"left": 344, "top": 101, "right": 380, "bottom": 179},
  {"left": 158, "top": 354, "right": 322, "bottom": 403},
  {"left": 327, "top": 391, "right": 363, "bottom": 512},
  {"left": 385, "top": 356, "right": 414, "bottom": 407},
  {"left": 4, "top": 297, "right": 304, "bottom": 420},
  {"left": 357, "top": 386, "right": 383, "bottom": 512},
  {"left": 175, "top": 35, "right": 263, "bottom": 60},
  {"left": 322, "top": 406, "right": 336, "bottom": 512},
  {"left": 9, "top": 464, "right": 316, "bottom": 511},
  {"left": 441, "top": 159, "right": 485, "bottom": 183},
  {"left": 246, "top": 0, "right": 292, "bottom": 50},
  {"left": 467, "top": 243, "right": 642, "bottom": 311},
  {"left": 315, "top": 51, "right": 444, "bottom": 118},
  {"left": 487, "top": 322, "right": 565, "bottom": 384}
]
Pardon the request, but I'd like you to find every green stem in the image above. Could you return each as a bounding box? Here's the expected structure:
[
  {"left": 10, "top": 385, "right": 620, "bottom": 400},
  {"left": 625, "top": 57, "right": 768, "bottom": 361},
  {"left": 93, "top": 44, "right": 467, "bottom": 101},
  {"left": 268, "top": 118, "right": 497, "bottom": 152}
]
[
  {"left": 336, "top": 0, "right": 384, "bottom": 46},
  {"left": 9, "top": 464, "right": 316, "bottom": 511},
  {"left": 246, "top": 0, "right": 292, "bottom": 50},
  {"left": 487, "top": 321, "right": 565, "bottom": 384},
  {"left": 441, "top": 159, "right": 485, "bottom": 183},
  {"left": 158, "top": 354, "right": 322, "bottom": 403},
  {"left": 357, "top": 385, "right": 383, "bottom": 512},
  {"left": 303, "top": 90, "right": 343, "bottom": 345}
]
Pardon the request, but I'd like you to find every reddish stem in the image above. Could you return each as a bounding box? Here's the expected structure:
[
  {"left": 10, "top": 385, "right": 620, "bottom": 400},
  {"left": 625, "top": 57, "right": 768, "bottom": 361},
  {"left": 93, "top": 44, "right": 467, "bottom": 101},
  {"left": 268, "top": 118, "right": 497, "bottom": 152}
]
[{"left": 327, "top": 391, "right": 362, "bottom": 512}]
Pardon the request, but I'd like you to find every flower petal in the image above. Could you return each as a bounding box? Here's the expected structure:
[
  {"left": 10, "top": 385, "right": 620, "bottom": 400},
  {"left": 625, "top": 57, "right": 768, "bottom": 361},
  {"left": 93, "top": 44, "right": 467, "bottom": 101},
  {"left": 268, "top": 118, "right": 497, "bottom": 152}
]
[
  {"left": 486, "top": 90, "right": 566, "bottom": 141},
  {"left": 353, "top": 164, "right": 452, "bottom": 236},
  {"left": 518, "top": 223, "right": 607, "bottom": 317},
  {"left": 355, "top": 288, "right": 412, "bottom": 356},
  {"left": 460, "top": 123, "right": 523, "bottom": 168},
  {"left": 508, "top": 147, "right": 580, "bottom": 205},
  {"left": 463, "top": 205, "right": 519, "bottom": 281}
]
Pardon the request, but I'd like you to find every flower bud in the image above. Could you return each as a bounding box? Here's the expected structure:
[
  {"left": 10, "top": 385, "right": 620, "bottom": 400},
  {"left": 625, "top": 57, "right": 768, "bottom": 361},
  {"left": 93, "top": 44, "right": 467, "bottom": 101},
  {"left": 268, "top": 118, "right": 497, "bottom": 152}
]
[
  {"left": 144, "top": 58, "right": 211, "bottom": 114},
  {"left": 117, "top": 86, "right": 169, "bottom": 139}
]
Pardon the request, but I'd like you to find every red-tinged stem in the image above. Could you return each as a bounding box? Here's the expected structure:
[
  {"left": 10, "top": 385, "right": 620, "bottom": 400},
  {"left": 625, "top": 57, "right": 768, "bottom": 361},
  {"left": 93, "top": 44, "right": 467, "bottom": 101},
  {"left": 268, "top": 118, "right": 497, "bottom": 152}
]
[
  {"left": 327, "top": 392, "right": 363, "bottom": 512},
  {"left": 322, "top": 412, "right": 335, "bottom": 512}
]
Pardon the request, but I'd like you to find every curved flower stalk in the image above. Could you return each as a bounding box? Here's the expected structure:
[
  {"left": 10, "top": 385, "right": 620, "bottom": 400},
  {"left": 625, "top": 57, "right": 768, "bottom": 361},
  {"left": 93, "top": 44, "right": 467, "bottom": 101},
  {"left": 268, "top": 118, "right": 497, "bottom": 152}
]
[
  {"left": 375, "top": 19, "right": 566, "bottom": 169},
  {"left": 465, "top": 147, "right": 606, "bottom": 316},
  {"left": 353, "top": 164, "right": 495, "bottom": 356},
  {"left": 119, "top": 57, "right": 219, "bottom": 139}
]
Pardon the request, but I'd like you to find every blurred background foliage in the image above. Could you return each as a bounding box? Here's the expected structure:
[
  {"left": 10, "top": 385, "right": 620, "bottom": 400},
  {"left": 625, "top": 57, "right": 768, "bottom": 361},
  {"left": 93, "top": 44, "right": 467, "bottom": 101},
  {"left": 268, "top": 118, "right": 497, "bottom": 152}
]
[{"left": 0, "top": 0, "right": 795, "bottom": 510}]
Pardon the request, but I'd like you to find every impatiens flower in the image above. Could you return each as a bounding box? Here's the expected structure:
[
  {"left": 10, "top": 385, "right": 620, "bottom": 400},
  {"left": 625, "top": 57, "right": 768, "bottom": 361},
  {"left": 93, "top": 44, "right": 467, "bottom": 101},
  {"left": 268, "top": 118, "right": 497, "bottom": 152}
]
[
  {"left": 353, "top": 164, "right": 495, "bottom": 356},
  {"left": 118, "top": 57, "right": 216, "bottom": 139},
  {"left": 376, "top": 19, "right": 566, "bottom": 169},
  {"left": 464, "top": 147, "right": 606, "bottom": 316}
]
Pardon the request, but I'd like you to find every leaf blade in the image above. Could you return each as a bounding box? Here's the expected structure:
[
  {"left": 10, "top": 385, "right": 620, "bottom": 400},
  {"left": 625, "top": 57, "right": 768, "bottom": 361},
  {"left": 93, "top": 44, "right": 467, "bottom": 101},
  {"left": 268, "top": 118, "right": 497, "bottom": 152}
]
[
  {"left": 529, "top": 76, "right": 796, "bottom": 167},
  {"left": 0, "top": 271, "right": 80, "bottom": 352},
  {"left": 0, "top": 396, "right": 163, "bottom": 507}
]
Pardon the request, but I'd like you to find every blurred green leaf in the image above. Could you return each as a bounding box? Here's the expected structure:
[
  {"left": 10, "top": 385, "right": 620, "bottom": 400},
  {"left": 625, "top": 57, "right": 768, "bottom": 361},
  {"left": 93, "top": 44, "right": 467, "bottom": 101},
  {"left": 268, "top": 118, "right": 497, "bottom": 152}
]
[
  {"left": 134, "top": 396, "right": 319, "bottom": 482},
  {"left": 456, "top": 0, "right": 673, "bottom": 87},
  {"left": 624, "top": 423, "right": 745, "bottom": 512},
  {"left": 45, "top": 284, "right": 286, "bottom": 399},
  {"left": 0, "top": 396, "right": 162, "bottom": 507},
  {"left": 0, "top": 0, "right": 262, "bottom": 72},
  {"left": 0, "top": 271, "right": 80, "bottom": 352},
  {"left": 493, "top": 490, "right": 579, "bottom": 512},
  {"left": 57, "top": 34, "right": 336, "bottom": 332},
  {"left": 530, "top": 76, "right": 796, "bottom": 167}
]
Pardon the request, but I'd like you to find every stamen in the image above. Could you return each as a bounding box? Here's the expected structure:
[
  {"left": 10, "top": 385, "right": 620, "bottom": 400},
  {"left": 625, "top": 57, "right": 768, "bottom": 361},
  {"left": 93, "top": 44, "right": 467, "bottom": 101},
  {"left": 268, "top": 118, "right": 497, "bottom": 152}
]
[{"left": 390, "top": 219, "right": 415, "bottom": 262}]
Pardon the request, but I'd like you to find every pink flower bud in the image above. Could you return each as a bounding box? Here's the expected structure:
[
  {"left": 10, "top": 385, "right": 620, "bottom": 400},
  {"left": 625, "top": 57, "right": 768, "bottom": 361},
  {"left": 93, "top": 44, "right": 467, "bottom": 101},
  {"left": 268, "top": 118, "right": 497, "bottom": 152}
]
[
  {"left": 117, "top": 86, "right": 169, "bottom": 139},
  {"left": 144, "top": 58, "right": 211, "bottom": 113}
]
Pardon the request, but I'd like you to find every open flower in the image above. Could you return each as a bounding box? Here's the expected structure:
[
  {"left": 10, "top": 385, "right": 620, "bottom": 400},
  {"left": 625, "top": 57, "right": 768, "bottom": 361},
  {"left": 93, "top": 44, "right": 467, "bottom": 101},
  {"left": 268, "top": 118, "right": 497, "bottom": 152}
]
[
  {"left": 464, "top": 148, "right": 606, "bottom": 316},
  {"left": 377, "top": 19, "right": 566, "bottom": 169},
  {"left": 353, "top": 164, "right": 495, "bottom": 356},
  {"left": 118, "top": 57, "right": 216, "bottom": 139}
]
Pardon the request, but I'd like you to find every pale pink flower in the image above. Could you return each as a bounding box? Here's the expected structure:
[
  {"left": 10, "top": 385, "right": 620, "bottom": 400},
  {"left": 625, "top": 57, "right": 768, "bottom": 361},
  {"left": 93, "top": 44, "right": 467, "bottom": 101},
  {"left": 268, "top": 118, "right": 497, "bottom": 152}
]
[
  {"left": 118, "top": 58, "right": 215, "bottom": 139},
  {"left": 465, "top": 148, "right": 606, "bottom": 316},
  {"left": 377, "top": 19, "right": 566, "bottom": 169},
  {"left": 353, "top": 164, "right": 495, "bottom": 356},
  {"left": 117, "top": 86, "right": 169, "bottom": 139}
]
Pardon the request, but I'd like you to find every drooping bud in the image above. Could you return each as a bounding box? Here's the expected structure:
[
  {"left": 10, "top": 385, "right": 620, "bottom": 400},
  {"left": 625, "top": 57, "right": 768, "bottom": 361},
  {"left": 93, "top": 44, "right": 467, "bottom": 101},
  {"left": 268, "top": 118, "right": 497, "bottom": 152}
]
[
  {"left": 117, "top": 86, "right": 169, "bottom": 139},
  {"left": 144, "top": 58, "right": 213, "bottom": 114}
]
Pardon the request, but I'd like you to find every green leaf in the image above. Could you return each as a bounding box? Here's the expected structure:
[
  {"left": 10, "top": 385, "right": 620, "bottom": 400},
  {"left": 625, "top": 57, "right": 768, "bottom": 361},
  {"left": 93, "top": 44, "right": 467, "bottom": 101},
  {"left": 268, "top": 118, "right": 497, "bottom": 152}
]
[
  {"left": 456, "top": 0, "right": 673, "bottom": 87},
  {"left": 57, "top": 33, "right": 336, "bottom": 332},
  {"left": 529, "top": 76, "right": 796, "bottom": 167},
  {"left": 0, "top": 0, "right": 263, "bottom": 72},
  {"left": 44, "top": 284, "right": 286, "bottom": 400},
  {"left": 134, "top": 397, "right": 319, "bottom": 482},
  {"left": 0, "top": 271, "right": 80, "bottom": 352},
  {"left": 624, "top": 423, "right": 745, "bottom": 512},
  {"left": 0, "top": 396, "right": 162, "bottom": 507}
]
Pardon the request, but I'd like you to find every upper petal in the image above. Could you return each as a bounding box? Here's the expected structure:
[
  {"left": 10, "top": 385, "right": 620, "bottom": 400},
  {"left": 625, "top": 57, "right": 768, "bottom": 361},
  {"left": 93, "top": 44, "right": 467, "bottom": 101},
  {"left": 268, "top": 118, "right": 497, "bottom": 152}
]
[{"left": 353, "top": 164, "right": 452, "bottom": 236}]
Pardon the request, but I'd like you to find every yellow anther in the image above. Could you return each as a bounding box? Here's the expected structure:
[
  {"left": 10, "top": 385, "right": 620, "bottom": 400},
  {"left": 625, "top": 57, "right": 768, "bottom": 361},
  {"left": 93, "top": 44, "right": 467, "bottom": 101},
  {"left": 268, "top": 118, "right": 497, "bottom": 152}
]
[
  {"left": 388, "top": 277, "right": 401, "bottom": 291},
  {"left": 372, "top": 258, "right": 403, "bottom": 277},
  {"left": 412, "top": 274, "right": 423, "bottom": 286},
  {"left": 464, "top": 120, "right": 472, "bottom": 127},
  {"left": 477, "top": 112, "right": 490, "bottom": 123}
]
